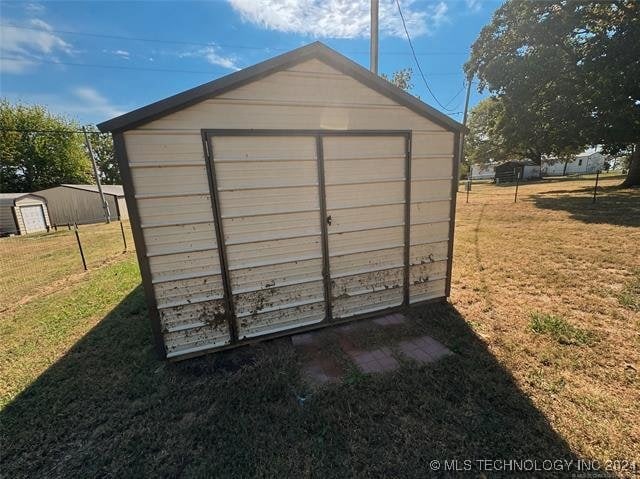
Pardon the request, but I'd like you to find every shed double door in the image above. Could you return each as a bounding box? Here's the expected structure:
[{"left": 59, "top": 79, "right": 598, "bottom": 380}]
[{"left": 206, "top": 131, "right": 409, "bottom": 341}]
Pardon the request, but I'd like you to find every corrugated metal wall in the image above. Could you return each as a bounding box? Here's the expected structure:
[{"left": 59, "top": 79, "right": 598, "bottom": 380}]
[
  {"left": 212, "top": 136, "right": 325, "bottom": 338},
  {"left": 37, "top": 187, "right": 119, "bottom": 225},
  {"left": 122, "top": 58, "right": 455, "bottom": 358}
]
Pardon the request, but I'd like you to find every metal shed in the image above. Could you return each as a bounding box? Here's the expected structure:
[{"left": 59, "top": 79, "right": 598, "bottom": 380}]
[
  {"left": 98, "top": 42, "right": 464, "bottom": 360},
  {"left": 494, "top": 161, "right": 541, "bottom": 183},
  {"left": 0, "top": 193, "right": 51, "bottom": 236},
  {"left": 36, "top": 184, "right": 129, "bottom": 225}
]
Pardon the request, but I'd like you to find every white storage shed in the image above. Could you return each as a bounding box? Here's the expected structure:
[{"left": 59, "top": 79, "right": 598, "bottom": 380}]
[
  {"left": 98, "top": 42, "right": 464, "bottom": 360},
  {"left": 36, "top": 184, "right": 128, "bottom": 225},
  {"left": 0, "top": 193, "right": 51, "bottom": 236}
]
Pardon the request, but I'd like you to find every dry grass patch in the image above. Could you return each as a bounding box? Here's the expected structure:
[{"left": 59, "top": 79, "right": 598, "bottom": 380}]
[{"left": 452, "top": 175, "right": 640, "bottom": 466}]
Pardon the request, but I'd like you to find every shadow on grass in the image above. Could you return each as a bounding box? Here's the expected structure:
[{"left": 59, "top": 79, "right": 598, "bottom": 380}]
[
  {"left": 1, "top": 289, "right": 579, "bottom": 477},
  {"left": 532, "top": 185, "right": 640, "bottom": 227}
]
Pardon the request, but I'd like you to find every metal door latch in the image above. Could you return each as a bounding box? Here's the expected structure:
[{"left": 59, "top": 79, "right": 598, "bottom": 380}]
[{"left": 326, "top": 215, "right": 332, "bottom": 226}]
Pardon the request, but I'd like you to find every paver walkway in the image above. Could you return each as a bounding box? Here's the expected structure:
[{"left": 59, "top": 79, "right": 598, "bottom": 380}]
[{"left": 292, "top": 312, "right": 453, "bottom": 386}]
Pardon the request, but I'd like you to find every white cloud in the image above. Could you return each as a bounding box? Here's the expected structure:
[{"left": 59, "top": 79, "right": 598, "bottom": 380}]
[
  {"left": 72, "top": 87, "right": 126, "bottom": 119},
  {"left": 25, "top": 3, "right": 46, "bottom": 14},
  {"left": 180, "top": 46, "right": 240, "bottom": 70},
  {"left": 3, "top": 87, "right": 128, "bottom": 124},
  {"left": 465, "top": 0, "right": 482, "bottom": 12},
  {"left": 227, "top": 0, "right": 448, "bottom": 38},
  {"left": 103, "top": 49, "right": 131, "bottom": 60},
  {"left": 0, "top": 18, "right": 72, "bottom": 73}
]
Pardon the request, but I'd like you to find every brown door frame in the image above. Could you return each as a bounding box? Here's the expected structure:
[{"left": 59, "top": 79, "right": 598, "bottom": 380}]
[{"left": 201, "top": 129, "right": 412, "bottom": 346}]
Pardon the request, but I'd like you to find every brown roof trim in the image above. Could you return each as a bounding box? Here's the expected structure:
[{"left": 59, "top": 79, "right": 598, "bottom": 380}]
[
  {"left": 98, "top": 42, "right": 464, "bottom": 134},
  {"left": 6, "top": 193, "right": 49, "bottom": 205},
  {"left": 59, "top": 184, "right": 124, "bottom": 197}
]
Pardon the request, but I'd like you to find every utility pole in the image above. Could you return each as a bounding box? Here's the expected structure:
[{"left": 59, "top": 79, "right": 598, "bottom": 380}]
[
  {"left": 370, "top": 0, "right": 379, "bottom": 74},
  {"left": 459, "top": 78, "right": 473, "bottom": 189},
  {"left": 83, "top": 126, "right": 111, "bottom": 223}
]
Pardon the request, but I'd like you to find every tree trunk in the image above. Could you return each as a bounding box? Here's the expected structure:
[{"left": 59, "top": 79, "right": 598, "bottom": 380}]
[
  {"left": 563, "top": 160, "right": 569, "bottom": 176},
  {"left": 621, "top": 144, "right": 640, "bottom": 187}
]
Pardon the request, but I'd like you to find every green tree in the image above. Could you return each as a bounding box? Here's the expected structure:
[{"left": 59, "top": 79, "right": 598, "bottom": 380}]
[
  {"left": 382, "top": 68, "right": 414, "bottom": 92},
  {"left": 86, "top": 126, "right": 120, "bottom": 184},
  {"left": 465, "top": 0, "right": 640, "bottom": 186},
  {"left": 0, "top": 100, "right": 92, "bottom": 192},
  {"left": 466, "top": 97, "right": 511, "bottom": 165}
]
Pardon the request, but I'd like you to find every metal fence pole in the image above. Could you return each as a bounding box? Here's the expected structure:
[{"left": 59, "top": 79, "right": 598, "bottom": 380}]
[
  {"left": 514, "top": 170, "right": 521, "bottom": 203},
  {"left": 120, "top": 220, "right": 127, "bottom": 251},
  {"left": 466, "top": 177, "right": 471, "bottom": 204},
  {"left": 74, "top": 224, "right": 87, "bottom": 271},
  {"left": 592, "top": 169, "right": 600, "bottom": 203}
]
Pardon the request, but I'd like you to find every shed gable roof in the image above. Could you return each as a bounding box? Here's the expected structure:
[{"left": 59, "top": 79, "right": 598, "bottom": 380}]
[
  {"left": 61, "top": 184, "right": 124, "bottom": 197},
  {"left": 0, "top": 193, "right": 47, "bottom": 206},
  {"left": 98, "top": 42, "right": 464, "bottom": 134}
]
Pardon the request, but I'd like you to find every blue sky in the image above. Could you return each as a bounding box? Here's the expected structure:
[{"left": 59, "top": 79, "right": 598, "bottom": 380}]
[{"left": 0, "top": 0, "right": 500, "bottom": 126}]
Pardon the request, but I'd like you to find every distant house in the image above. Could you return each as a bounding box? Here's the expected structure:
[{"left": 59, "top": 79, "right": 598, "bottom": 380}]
[
  {"left": 0, "top": 193, "right": 51, "bottom": 236},
  {"left": 471, "top": 163, "right": 496, "bottom": 180},
  {"left": 494, "top": 161, "right": 541, "bottom": 183},
  {"left": 542, "top": 152, "right": 606, "bottom": 176},
  {"left": 36, "top": 184, "right": 128, "bottom": 225}
]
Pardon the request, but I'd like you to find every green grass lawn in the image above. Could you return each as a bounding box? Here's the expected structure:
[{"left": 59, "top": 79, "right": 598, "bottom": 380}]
[
  {"left": 1, "top": 178, "right": 638, "bottom": 477},
  {"left": 0, "top": 221, "right": 134, "bottom": 310}
]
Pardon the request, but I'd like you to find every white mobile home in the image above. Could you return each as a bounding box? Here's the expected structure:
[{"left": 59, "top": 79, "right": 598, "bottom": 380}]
[
  {"left": 471, "top": 163, "right": 496, "bottom": 180},
  {"left": 98, "top": 42, "right": 464, "bottom": 360},
  {"left": 36, "top": 184, "right": 128, "bottom": 225},
  {"left": 0, "top": 193, "right": 51, "bottom": 236},
  {"left": 542, "top": 152, "right": 606, "bottom": 176}
]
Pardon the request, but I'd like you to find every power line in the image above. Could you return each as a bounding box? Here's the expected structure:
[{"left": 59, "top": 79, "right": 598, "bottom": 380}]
[
  {"left": 0, "top": 23, "right": 469, "bottom": 56},
  {"left": 0, "top": 55, "right": 465, "bottom": 77},
  {"left": 0, "top": 56, "right": 230, "bottom": 75},
  {"left": 445, "top": 82, "right": 467, "bottom": 109},
  {"left": 393, "top": 0, "right": 455, "bottom": 111},
  {"left": 0, "top": 128, "right": 102, "bottom": 134}
]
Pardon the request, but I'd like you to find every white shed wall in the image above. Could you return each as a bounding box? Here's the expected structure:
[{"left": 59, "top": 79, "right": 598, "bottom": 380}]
[
  {"left": 123, "top": 58, "right": 455, "bottom": 357},
  {"left": 13, "top": 196, "right": 51, "bottom": 234}
]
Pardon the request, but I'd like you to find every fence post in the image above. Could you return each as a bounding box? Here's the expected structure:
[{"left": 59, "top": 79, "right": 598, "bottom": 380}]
[
  {"left": 592, "top": 169, "right": 600, "bottom": 203},
  {"left": 514, "top": 170, "right": 521, "bottom": 203},
  {"left": 120, "top": 220, "right": 127, "bottom": 251},
  {"left": 74, "top": 224, "right": 87, "bottom": 271},
  {"left": 466, "top": 177, "right": 471, "bottom": 204}
]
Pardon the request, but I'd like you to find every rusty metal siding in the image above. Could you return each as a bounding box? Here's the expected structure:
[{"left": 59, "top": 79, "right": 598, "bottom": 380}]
[
  {"left": 122, "top": 58, "right": 456, "bottom": 358},
  {"left": 210, "top": 135, "right": 324, "bottom": 339},
  {"left": 323, "top": 136, "right": 406, "bottom": 318},
  {"left": 123, "top": 131, "right": 231, "bottom": 358}
]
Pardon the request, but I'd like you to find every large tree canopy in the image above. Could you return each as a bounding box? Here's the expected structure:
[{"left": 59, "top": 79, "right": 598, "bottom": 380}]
[
  {"left": 465, "top": 0, "right": 640, "bottom": 186},
  {"left": 0, "top": 101, "right": 92, "bottom": 192}
]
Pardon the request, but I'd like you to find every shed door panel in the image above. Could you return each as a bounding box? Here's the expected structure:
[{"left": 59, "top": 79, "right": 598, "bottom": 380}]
[
  {"left": 212, "top": 136, "right": 325, "bottom": 338},
  {"left": 323, "top": 136, "right": 407, "bottom": 318},
  {"left": 20, "top": 205, "right": 47, "bottom": 233}
]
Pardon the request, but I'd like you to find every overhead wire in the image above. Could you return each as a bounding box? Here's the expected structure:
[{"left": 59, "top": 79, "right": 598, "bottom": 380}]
[
  {"left": 393, "top": 0, "right": 459, "bottom": 112},
  {"left": 0, "top": 23, "right": 469, "bottom": 56}
]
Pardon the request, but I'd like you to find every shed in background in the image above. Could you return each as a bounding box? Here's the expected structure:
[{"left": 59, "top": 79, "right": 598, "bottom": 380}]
[
  {"left": 0, "top": 193, "right": 51, "bottom": 236},
  {"left": 36, "top": 184, "right": 128, "bottom": 225},
  {"left": 495, "top": 161, "right": 541, "bottom": 183},
  {"left": 98, "top": 42, "right": 464, "bottom": 360}
]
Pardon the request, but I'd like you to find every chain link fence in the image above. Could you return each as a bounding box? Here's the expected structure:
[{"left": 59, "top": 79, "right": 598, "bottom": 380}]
[
  {"left": 458, "top": 172, "right": 625, "bottom": 206},
  {"left": 0, "top": 220, "right": 135, "bottom": 311}
]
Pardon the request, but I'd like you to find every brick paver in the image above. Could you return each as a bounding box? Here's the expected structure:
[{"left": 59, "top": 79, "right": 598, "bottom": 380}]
[
  {"left": 373, "top": 313, "right": 407, "bottom": 326},
  {"left": 398, "top": 335, "right": 452, "bottom": 364},
  {"left": 292, "top": 312, "right": 452, "bottom": 385}
]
